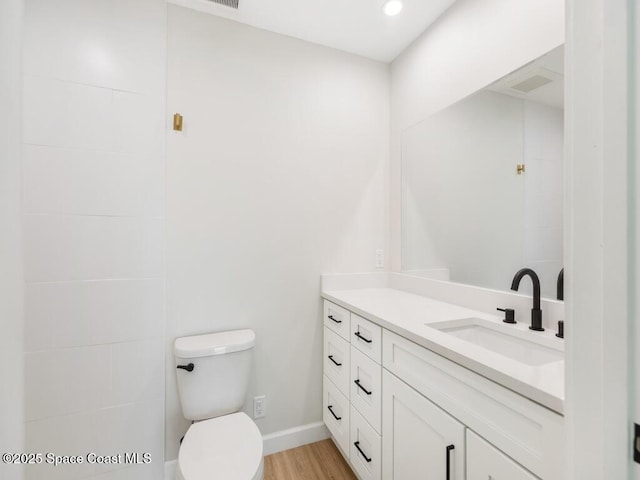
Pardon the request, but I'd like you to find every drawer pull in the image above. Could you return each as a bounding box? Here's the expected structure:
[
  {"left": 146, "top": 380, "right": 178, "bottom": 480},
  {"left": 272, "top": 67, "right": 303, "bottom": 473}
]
[
  {"left": 328, "top": 315, "right": 342, "bottom": 324},
  {"left": 328, "top": 355, "right": 342, "bottom": 366},
  {"left": 446, "top": 444, "right": 455, "bottom": 480},
  {"left": 354, "top": 379, "right": 372, "bottom": 395},
  {"left": 354, "top": 441, "right": 372, "bottom": 463},
  {"left": 327, "top": 405, "right": 342, "bottom": 421},
  {"left": 354, "top": 331, "right": 372, "bottom": 343}
]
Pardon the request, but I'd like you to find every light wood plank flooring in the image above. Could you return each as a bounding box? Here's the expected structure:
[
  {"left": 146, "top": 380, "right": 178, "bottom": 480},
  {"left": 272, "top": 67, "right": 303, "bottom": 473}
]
[{"left": 264, "top": 439, "right": 357, "bottom": 480}]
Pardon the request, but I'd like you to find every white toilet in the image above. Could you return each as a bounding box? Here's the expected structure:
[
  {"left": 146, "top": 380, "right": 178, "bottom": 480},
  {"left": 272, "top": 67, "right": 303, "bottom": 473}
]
[{"left": 174, "top": 329, "right": 264, "bottom": 480}]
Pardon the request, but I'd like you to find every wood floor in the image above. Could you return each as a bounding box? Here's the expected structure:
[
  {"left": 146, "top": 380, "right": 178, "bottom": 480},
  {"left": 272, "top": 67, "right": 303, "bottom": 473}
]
[{"left": 264, "top": 439, "right": 357, "bottom": 480}]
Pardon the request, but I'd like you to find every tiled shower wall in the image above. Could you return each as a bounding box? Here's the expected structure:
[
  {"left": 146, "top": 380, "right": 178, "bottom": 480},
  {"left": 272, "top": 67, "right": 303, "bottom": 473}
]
[{"left": 21, "top": 0, "right": 166, "bottom": 479}]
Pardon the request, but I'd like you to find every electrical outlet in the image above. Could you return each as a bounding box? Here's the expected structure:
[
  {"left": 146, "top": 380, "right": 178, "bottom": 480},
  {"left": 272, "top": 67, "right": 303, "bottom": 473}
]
[
  {"left": 254, "top": 395, "right": 266, "bottom": 419},
  {"left": 375, "top": 249, "right": 384, "bottom": 268}
]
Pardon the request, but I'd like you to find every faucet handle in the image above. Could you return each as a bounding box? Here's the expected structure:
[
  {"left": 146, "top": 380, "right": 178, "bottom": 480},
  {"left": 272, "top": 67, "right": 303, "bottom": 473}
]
[
  {"left": 556, "top": 320, "right": 564, "bottom": 339},
  {"left": 497, "top": 307, "right": 516, "bottom": 324}
]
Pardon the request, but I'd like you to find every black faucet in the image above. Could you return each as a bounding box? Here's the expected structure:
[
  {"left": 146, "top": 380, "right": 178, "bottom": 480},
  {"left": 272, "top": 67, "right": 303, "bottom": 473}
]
[
  {"left": 510, "top": 268, "right": 544, "bottom": 331},
  {"left": 557, "top": 268, "right": 564, "bottom": 301}
]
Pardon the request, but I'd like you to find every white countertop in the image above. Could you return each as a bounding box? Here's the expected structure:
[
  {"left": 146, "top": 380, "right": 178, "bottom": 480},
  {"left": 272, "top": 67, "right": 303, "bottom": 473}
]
[{"left": 322, "top": 287, "right": 565, "bottom": 414}]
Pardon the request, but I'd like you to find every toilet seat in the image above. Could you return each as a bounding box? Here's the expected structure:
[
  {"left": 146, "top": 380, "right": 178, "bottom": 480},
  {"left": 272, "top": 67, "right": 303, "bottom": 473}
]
[{"left": 177, "top": 412, "right": 264, "bottom": 480}]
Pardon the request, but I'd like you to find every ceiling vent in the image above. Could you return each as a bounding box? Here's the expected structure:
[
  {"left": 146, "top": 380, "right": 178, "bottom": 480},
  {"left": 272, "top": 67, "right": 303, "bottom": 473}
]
[
  {"left": 206, "top": 0, "right": 239, "bottom": 9},
  {"left": 509, "top": 74, "right": 554, "bottom": 94}
]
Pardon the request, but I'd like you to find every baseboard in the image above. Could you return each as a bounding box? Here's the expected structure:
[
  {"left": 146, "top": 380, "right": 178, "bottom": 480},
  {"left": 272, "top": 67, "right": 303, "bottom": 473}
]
[
  {"left": 164, "top": 421, "right": 330, "bottom": 479},
  {"left": 262, "top": 421, "right": 330, "bottom": 456},
  {"left": 165, "top": 459, "right": 177, "bottom": 480}
]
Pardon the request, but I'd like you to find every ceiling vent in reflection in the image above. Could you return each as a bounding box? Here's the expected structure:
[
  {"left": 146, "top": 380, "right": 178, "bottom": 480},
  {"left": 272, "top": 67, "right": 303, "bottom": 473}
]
[
  {"left": 509, "top": 74, "right": 554, "bottom": 93},
  {"left": 487, "top": 65, "right": 564, "bottom": 108},
  {"left": 205, "top": 0, "right": 239, "bottom": 8}
]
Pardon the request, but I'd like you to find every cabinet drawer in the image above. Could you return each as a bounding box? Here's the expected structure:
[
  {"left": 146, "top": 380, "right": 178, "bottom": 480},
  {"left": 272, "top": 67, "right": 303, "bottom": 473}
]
[
  {"left": 350, "top": 314, "right": 382, "bottom": 364},
  {"left": 323, "top": 375, "right": 350, "bottom": 458},
  {"left": 467, "top": 430, "right": 539, "bottom": 480},
  {"left": 350, "top": 406, "right": 381, "bottom": 480},
  {"left": 350, "top": 346, "right": 381, "bottom": 433},
  {"left": 324, "top": 300, "right": 351, "bottom": 340},
  {"left": 324, "top": 327, "right": 350, "bottom": 396}
]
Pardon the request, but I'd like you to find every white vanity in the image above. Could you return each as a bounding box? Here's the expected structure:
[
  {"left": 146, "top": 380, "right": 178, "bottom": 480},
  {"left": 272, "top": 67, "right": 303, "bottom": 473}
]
[{"left": 321, "top": 279, "right": 565, "bottom": 480}]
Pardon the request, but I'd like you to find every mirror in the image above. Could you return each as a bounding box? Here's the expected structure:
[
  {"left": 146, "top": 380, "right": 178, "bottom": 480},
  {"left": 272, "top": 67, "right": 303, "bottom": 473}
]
[{"left": 401, "top": 46, "right": 564, "bottom": 299}]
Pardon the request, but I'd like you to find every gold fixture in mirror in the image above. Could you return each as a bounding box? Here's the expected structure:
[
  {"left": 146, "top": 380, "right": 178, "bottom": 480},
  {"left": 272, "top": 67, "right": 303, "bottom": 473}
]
[{"left": 173, "top": 113, "right": 183, "bottom": 131}]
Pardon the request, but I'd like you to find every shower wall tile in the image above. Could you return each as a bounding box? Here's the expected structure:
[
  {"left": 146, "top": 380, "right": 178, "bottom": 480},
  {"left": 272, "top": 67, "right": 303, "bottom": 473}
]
[
  {"left": 23, "top": 78, "right": 165, "bottom": 154},
  {"left": 25, "top": 339, "right": 164, "bottom": 422},
  {"left": 25, "top": 345, "right": 112, "bottom": 422},
  {"left": 110, "top": 340, "right": 165, "bottom": 406},
  {"left": 25, "top": 279, "right": 164, "bottom": 352},
  {"left": 22, "top": 0, "right": 167, "bottom": 477},
  {"left": 23, "top": 145, "right": 164, "bottom": 218},
  {"left": 23, "top": 76, "right": 114, "bottom": 150},
  {"left": 113, "top": 91, "right": 166, "bottom": 157},
  {"left": 23, "top": 215, "right": 163, "bottom": 283},
  {"left": 25, "top": 399, "right": 164, "bottom": 480},
  {"left": 23, "top": 0, "right": 165, "bottom": 93}
]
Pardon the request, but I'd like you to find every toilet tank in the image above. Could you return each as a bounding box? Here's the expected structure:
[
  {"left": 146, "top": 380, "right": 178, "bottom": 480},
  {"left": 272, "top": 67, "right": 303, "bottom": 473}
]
[{"left": 174, "top": 329, "right": 255, "bottom": 421}]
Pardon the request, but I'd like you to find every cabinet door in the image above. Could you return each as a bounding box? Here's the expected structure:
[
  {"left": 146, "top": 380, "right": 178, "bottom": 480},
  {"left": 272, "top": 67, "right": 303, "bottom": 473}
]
[
  {"left": 383, "top": 370, "right": 465, "bottom": 480},
  {"left": 467, "top": 430, "right": 539, "bottom": 480}
]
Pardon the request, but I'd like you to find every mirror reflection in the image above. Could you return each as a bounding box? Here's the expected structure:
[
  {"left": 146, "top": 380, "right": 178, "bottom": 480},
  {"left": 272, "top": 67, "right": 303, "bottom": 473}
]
[{"left": 401, "top": 46, "right": 564, "bottom": 299}]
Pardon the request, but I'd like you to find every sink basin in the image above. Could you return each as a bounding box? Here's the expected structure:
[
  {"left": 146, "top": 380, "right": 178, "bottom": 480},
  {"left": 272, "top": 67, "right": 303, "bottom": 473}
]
[{"left": 427, "top": 317, "right": 564, "bottom": 367}]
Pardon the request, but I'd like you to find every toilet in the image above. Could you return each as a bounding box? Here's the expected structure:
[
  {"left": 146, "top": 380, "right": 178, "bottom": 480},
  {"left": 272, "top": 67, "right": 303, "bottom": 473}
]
[{"left": 174, "top": 329, "right": 264, "bottom": 480}]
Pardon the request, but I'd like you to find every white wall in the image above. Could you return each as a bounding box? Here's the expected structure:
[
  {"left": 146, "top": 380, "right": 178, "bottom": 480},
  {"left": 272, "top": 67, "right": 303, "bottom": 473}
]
[
  {"left": 390, "top": 0, "right": 565, "bottom": 271},
  {"left": 0, "top": 0, "right": 24, "bottom": 479},
  {"left": 21, "top": 1, "right": 167, "bottom": 479},
  {"left": 401, "top": 90, "right": 525, "bottom": 293},
  {"left": 166, "top": 6, "right": 389, "bottom": 461}
]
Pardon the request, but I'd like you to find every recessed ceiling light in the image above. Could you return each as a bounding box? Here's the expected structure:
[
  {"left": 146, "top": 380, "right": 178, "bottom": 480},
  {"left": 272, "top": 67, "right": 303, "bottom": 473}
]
[{"left": 383, "top": 0, "right": 403, "bottom": 16}]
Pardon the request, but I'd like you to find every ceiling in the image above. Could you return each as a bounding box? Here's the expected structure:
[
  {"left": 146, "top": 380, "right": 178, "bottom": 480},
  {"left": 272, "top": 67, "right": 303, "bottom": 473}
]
[{"left": 168, "top": 0, "right": 457, "bottom": 62}]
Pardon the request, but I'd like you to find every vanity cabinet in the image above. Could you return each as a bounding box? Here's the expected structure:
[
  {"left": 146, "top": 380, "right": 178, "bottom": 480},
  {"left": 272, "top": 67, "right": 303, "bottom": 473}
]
[
  {"left": 382, "top": 370, "right": 465, "bottom": 480},
  {"left": 322, "top": 298, "right": 565, "bottom": 480}
]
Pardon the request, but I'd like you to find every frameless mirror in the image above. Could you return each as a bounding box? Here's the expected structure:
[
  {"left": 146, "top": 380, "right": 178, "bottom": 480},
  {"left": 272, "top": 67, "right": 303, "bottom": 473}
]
[{"left": 401, "top": 46, "right": 564, "bottom": 299}]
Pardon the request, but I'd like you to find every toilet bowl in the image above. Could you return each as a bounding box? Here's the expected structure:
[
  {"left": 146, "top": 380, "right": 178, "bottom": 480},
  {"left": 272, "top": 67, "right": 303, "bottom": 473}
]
[
  {"left": 174, "top": 330, "right": 263, "bottom": 480},
  {"left": 177, "top": 413, "right": 263, "bottom": 480}
]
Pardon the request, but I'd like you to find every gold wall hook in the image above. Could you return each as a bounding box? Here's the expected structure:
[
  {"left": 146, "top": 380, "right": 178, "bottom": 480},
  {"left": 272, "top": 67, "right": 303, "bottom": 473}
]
[
  {"left": 517, "top": 164, "right": 526, "bottom": 175},
  {"left": 173, "top": 113, "right": 183, "bottom": 131}
]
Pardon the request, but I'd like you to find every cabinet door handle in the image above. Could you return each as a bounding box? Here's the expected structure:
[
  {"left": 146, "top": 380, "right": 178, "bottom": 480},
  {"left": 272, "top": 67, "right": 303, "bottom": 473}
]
[
  {"left": 328, "top": 355, "right": 342, "bottom": 366},
  {"left": 327, "top": 405, "right": 341, "bottom": 421},
  {"left": 354, "top": 331, "right": 372, "bottom": 343},
  {"left": 354, "top": 441, "right": 372, "bottom": 463},
  {"left": 328, "top": 315, "right": 342, "bottom": 324},
  {"left": 354, "top": 379, "right": 372, "bottom": 395},
  {"left": 446, "top": 444, "right": 455, "bottom": 480}
]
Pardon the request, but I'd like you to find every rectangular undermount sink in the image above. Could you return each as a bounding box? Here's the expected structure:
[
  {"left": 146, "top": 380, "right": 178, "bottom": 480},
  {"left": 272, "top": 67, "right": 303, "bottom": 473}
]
[{"left": 427, "top": 317, "right": 564, "bottom": 367}]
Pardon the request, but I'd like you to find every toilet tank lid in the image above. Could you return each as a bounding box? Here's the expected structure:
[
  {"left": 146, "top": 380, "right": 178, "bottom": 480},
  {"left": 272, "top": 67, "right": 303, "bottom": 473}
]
[{"left": 174, "top": 329, "right": 255, "bottom": 358}]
